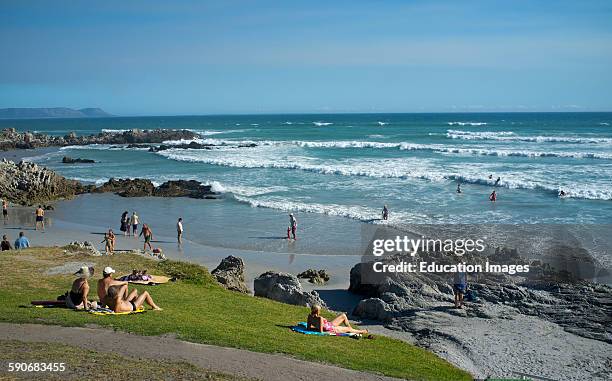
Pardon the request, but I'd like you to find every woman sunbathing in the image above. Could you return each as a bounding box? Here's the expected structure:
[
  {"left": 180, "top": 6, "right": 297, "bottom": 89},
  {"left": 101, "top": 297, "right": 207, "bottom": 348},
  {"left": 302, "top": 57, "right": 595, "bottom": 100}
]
[
  {"left": 105, "top": 283, "right": 162, "bottom": 312},
  {"left": 67, "top": 266, "right": 97, "bottom": 310},
  {"left": 307, "top": 305, "right": 369, "bottom": 335}
]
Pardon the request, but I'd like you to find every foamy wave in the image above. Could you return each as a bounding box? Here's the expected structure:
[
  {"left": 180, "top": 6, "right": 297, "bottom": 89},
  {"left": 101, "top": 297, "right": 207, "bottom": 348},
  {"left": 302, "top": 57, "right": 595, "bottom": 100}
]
[
  {"left": 377, "top": 122, "right": 388, "bottom": 126},
  {"left": 60, "top": 144, "right": 150, "bottom": 151},
  {"left": 101, "top": 129, "right": 130, "bottom": 133},
  {"left": 600, "top": 122, "right": 609, "bottom": 126},
  {"left": 204, "top": 181, "right": 287, "bottom": 196},
  {"left": 447, "top": 122, "right": 488, "bottom": 126},
  {"left": 156, "top": 150, "right": 612, "bottom": 200},
  {"left": 446, "top": 130, "right": 612, "bottom": 144},
  {"left": 313, "top": 122, "right": 333, "bottom": 126},
  {"left": 231, "top": 195, "right": 424, "bottom": 223}
]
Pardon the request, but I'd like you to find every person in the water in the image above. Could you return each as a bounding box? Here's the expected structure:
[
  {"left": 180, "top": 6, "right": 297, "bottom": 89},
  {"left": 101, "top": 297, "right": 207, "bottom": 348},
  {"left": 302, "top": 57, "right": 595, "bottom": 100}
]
[
  {"left": 382, "top": 205, "right": 389, "bottom": 220},
  {"left": 456, "top": 183, "right": 462, "bottom": 193},
  {"left": 489, "top": 190, "right": 497, "bottom": 202},
  {"left": 495, "top": 177, "right": 501, "bottom": 186},
  {"left": 559, "top": 190, "right": 566, "bottom": 197},
  {"left": 488, "top": 174, "right": 493, "bottom": 180}
]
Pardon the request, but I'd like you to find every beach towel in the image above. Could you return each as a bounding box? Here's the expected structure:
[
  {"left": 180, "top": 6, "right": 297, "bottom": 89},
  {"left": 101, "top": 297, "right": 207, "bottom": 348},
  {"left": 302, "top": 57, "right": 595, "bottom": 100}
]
[
  {"left": 291, "top": 322, "right": 360, "bottom": 337},
  {"left": 121, "top": 275, "right": 170, "bottom": 285},
  {"left": 88, "top": 306, "right": 146, "bottom": 316},
  {"left": 30, "top": 300, "right": 68, "bottom": 307}
]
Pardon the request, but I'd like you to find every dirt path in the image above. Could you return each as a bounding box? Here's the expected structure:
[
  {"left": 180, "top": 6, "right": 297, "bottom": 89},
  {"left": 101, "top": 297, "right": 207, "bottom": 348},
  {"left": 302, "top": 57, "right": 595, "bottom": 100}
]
[{"left": 0, "top": 323, "right": 402, "bottom": 381}]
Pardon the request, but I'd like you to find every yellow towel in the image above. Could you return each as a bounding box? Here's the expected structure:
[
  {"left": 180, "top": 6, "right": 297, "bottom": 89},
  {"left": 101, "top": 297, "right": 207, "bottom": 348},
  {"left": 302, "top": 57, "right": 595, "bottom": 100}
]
[{"left": 88, "top": 307, "right": 146, "bottom": 316}]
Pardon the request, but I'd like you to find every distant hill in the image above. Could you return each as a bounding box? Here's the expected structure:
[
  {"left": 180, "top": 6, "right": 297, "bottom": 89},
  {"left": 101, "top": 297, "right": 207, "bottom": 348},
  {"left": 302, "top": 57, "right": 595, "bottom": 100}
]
[{"left": 0, "top": 107, "right": 113, "bottom": 119}]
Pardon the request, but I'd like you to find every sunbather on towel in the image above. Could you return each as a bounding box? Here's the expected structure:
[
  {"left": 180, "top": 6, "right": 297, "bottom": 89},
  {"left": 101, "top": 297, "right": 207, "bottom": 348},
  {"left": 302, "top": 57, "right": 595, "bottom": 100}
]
[
  {"left": 67, "top": 266, "right": 98, "bottom": 310},
  {"left": 105, "top": 283, "right": 162, "bottom": 312},
  {"left": 306, "top": 305, "right": 368, "bottom": 335},
  {"left": 97, "top": 266, "right": 137, "bottom": 307}
]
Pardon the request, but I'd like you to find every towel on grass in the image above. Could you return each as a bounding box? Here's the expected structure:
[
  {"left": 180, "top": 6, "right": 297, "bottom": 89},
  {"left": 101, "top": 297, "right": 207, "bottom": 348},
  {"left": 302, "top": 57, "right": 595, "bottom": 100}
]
[
  {"left": 120, "top": 275, "right": 170, "bottom": 285},
  {"left": 291, "top": 322, "right": 360, "bottom": 337},
  {"left": 88, "top": 306, "right": 145, "bottom": 315}
]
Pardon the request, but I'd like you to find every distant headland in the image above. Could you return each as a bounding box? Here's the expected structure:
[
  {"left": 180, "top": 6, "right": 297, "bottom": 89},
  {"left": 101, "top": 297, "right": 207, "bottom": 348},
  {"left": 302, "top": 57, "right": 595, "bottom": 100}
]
[{"left": 0, "top": 107, "right": 113, "bottom": 119}]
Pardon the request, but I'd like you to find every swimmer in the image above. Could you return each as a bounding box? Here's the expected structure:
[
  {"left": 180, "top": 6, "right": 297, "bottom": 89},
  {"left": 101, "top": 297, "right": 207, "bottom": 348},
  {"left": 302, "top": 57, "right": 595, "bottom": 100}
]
[{"left": 489, "top": 190, "right": 497, "bottom": 202}]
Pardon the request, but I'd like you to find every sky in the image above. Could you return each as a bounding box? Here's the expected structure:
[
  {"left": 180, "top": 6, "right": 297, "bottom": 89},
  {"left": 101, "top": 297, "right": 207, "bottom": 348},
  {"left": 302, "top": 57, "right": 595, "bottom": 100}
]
[{"left": 1, "top": 0, "right": 611, "bottom": 115}]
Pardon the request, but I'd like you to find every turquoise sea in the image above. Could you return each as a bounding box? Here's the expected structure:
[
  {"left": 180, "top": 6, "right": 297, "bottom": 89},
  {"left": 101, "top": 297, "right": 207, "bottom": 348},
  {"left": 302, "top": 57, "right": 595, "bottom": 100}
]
[{"left": 3, "top": 112, "right": 612, "bottom": 226}]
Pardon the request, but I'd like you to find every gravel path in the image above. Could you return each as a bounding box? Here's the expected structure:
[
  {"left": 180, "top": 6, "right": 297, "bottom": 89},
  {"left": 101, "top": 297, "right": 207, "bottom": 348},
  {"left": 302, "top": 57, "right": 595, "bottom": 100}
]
[{"left": 0, "top": 323, "right": 402, "bottom": 381}]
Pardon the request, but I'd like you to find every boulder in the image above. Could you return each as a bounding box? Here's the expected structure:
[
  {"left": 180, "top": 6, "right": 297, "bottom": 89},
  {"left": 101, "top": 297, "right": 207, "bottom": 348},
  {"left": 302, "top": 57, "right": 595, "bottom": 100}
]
[
  {"left": 154, "top": 180, "right": 215, "bottom": 198},
  {"left": 95, "top": 178, "right": 156, "bottom": 197},
  {"left": 62, "top": 156, "right": 95, "bottom": 164},
  {"left": 211, "top": 256, "right": 249, "bottom": 293},
  {"left": 353, "top": 298, "right": 395, "bottom": 321},
  {"left": 254, "top": 271, "right": 327, "bottom": 308},
  {"left": 297, "top": 268, "right": 331, "bottom": 284}
]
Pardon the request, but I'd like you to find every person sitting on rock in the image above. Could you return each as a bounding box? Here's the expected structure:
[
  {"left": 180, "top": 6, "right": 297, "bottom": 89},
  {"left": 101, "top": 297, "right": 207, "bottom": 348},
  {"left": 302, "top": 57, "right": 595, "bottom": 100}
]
[{"left": 307, "top": 305, "right": 369, "bottom": 335}]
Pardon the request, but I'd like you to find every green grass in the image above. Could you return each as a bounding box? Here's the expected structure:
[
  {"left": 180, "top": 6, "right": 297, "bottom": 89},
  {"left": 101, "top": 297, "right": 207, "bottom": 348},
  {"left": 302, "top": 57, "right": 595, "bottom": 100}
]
[
  {"left": 0, "top": 340, "right": 248, "bottom": 380},
  {"left": 0, "top": 247, "right": 472, "bottom": 381}
]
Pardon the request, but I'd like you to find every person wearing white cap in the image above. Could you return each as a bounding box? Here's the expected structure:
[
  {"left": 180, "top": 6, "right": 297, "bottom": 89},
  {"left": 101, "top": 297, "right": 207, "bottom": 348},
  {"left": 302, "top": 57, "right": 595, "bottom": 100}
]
[
  {"left": 289, "top": 213, "right": 297, "bottom": 240},
  {"left": 97, "top": 266, "right": 135, "bottom": 307},
  {"left": 66, "top": 266, "right": 96, "bottom": 310}
]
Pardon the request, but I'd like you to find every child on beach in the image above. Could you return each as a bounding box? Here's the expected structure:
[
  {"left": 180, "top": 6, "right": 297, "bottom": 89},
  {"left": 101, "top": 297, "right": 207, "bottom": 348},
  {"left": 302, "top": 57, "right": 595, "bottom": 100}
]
[{"left": 101, "top": 233, "right": 113, "bottom": 255}]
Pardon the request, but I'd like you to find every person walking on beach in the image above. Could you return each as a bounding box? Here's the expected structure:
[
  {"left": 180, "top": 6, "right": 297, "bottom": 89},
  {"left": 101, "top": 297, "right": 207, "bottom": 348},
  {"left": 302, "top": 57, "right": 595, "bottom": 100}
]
[
  {"left": 289, "top": 213, "right": 297, "bottom": 240},
  {"left": 120, "top": 211, "right": 129, "bottom": 236},
  {"left": 2, "top": 199, "right": 8, "bottom": 223},
  {"left": 177, "top": 218, "right": 184, "bottom": 244},
  {"left": 35, "top": 205, "right": 45, "bottom": 231},
  {"left": 453, "top": 271, "right": 467, "bottom": 309},
  {"left": 130, "top": 211, "right": 139, "bottom": 237},
  {"left": 1, "top": 235, "right": 12, "bottom": 251},
  {"left": 382, "top": 205, "right": 389, "bottom": 220},
  {"left": 140, "top": 224, "right": 153, "bottom": 252},
  {"left": 14, "top": 232, "right": 30, "bottom": 249},
  {"left": 489, "top": 190, "right": 497, "bottom": 202}
]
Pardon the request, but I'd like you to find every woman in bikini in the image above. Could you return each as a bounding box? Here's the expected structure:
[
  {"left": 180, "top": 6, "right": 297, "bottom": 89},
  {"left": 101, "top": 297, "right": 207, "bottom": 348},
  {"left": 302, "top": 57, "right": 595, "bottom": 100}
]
[
  {"left": 67, "top": 266, "right": 96, "bottom": 310},
  {"left": 105, "top": 283, "right": 161, "bottom": 312},
  {"left": 307, "top": 305, "right": 369, "bottom": 335}
]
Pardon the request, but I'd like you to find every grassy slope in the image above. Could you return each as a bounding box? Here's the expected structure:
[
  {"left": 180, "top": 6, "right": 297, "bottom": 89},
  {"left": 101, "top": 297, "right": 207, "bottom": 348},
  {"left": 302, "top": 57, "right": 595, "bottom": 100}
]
[{"left": 0, "top": 247, "right": 471, "bottom": 381}]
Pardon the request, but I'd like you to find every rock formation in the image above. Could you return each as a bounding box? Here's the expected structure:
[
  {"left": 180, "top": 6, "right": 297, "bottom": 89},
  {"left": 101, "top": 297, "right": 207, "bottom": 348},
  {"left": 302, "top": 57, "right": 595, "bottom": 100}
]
[
  {"left": 211, "top": 256, "right": 249, "bottom": 293},
  {"left": 254, "top": 271, "right": 327, "bottom": 307},
  {"left": 297, "top": 269, "right": 331, "bottom": 284}
]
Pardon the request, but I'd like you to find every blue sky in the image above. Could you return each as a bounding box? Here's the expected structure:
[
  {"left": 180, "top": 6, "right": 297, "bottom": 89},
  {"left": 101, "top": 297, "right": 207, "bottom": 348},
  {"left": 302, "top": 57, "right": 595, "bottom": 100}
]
[{"left": 1, "top": 0, "right": 611, "bottom": 115}]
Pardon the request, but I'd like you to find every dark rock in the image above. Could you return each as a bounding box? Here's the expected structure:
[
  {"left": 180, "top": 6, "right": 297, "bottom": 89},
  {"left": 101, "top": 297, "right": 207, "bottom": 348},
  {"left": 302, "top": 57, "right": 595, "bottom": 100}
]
[
  {"left": 297, "top": 269, "right": 331, "bottom": 284},
  {"left": 154, "top": 180, "right": 214, "bottom": 198},
  {"left": 254, "top": 271, "right": 327, "bottom": 307},
  {"left": 211, "top": 256, "right": 249, "bottom": 293},
  {"left": 95, "top": 178, "right": 156, "bottom": 197},
  {"left": 0, "top": 160, "right": 88, "bottom": 205},
  {"left": 62, "top": 156, "right": 95, "bottom": 164}
]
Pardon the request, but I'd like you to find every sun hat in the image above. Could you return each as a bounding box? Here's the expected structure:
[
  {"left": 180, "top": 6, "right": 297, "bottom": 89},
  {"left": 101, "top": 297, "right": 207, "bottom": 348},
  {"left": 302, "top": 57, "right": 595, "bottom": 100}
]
[
  {"left": 74, "top": 266, "right": 93, "bottom": 278},
  {"left": 103, "top": 266, "right": 116, "bottom": 275}
]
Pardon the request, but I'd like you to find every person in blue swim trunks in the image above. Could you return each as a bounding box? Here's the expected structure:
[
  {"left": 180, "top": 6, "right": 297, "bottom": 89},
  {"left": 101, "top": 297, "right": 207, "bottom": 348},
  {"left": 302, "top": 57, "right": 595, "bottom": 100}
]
[{"left": 453, "top": 271, "right": 467, "bottom": 309}]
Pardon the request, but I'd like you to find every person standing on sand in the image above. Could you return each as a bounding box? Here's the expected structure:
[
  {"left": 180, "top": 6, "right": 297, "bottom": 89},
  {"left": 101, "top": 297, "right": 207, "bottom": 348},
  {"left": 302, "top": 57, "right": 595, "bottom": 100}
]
[
  {"left": 382, "top": 205, "right": 389, "bottom": 220},
  {"left": 14, "top": 231, "right": 30, "bottom": 249},
  {"left": 130, "top": 211, "right": 139, "bottom": 237},
  {"left": 101, "top": 233, "right": 113, "bottom": 255},
  {"left": 120, "top": 211, "right": 129, "bottom": 236},
  {"left": 2, "top": 199, "right": 8, "bottom": 223},
  {"left": 177, "top": 218, "right": 184, "bottom": 244},
  {"left": 35, "top": 205, "right": 45, "bottom": 231},
  {"left": 140, "top": 224, "right": 153, "bottom": 252},
  {"left": 489, "top": 190, "right": 497, "bottom": 202},
  {"left": 289, "top": 213, "right": 297, "bottom": 240},
  {"left": 1, "top": 235, "right": 12, "bottom": 251}
]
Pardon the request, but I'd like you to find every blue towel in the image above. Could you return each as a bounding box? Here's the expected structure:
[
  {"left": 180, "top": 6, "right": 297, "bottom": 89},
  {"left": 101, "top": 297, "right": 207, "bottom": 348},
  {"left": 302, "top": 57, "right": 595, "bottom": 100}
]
[{"left": 291, "top": 322, "right": 356, "bottom": 337}]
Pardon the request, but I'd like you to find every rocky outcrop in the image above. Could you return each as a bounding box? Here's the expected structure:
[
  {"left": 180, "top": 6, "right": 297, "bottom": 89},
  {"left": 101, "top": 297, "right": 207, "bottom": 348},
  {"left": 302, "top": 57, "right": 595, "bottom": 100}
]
[
  {"left": 254, "top": 271, "right": 327, "bottom": 307},
  {"left": 350, "top": 249, "right": 612, "bottom": 344},
  {"left": 0, "top": 159, "right": 91, "bottom": 205},
  {"left": 211, "top": 256, "right": 249, "bottom": 293},
  {"left": 0, "top": 128, "right": 199, "bottom": 151},
  {"left": 94, "top": 178, "right": 217, "bottom": 199},
  {"left": 62, "top": 156, "right": 95, "bottom": 164},
  {"left": 297, "top": 269, "right": 331, "bottom": 284}
]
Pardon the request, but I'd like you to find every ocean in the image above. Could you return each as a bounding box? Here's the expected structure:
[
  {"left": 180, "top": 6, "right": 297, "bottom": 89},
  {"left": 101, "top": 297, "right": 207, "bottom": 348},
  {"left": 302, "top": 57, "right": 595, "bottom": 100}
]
[{"left": 4, "top": 112, "right": 611, "bottom": 225}]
